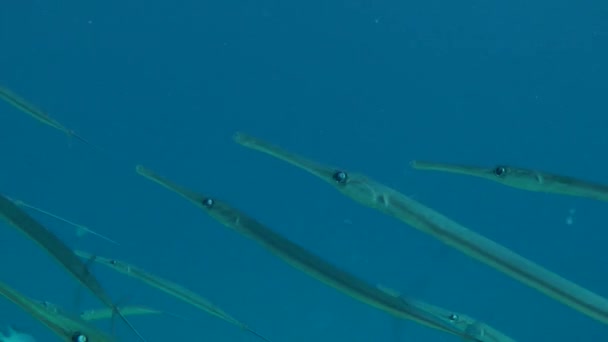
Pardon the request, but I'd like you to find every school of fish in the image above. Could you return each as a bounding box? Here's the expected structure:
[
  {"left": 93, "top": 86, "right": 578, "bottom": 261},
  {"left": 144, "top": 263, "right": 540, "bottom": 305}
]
[{"left": 1, "top": 86, "right": 608, "bottom": 341}]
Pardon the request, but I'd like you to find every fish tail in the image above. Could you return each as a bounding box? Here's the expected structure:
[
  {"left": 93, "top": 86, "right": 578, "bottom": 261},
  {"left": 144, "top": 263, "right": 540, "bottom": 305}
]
[
  {"left": 114, "top": 306, "right": 148, "bottom": 342},
  {"left": 246, "top": 327, "right": 273, "bottom": 342},
  {"left": 68, "top": 130, "right": 106, "bottom": 154}
]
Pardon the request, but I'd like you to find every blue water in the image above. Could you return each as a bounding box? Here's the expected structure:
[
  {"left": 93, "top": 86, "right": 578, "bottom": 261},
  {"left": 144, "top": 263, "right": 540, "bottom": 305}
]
[{"left": 1, "top": 1, "right": 607, "bottom": 341}]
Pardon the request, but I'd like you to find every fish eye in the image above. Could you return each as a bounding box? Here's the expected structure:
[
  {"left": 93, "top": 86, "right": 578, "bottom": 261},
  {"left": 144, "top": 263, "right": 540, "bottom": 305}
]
[
  {"left": 493, "top": 166, "right": 508, "bottom": 177},
  {"left": 332, "top": 171, "right": 348, "bottom": 184},
  {"left": 109, "top": 260, "right": 117, "bottom": 265},
  {"left": 201, "top": 198, "right": 215, "bottom": 208},
  {"left": 448, "top": 313, "right": 459, "bottom": 321},
  {"left": 71, "top": 332, "right": 88, "bottom": 342}
]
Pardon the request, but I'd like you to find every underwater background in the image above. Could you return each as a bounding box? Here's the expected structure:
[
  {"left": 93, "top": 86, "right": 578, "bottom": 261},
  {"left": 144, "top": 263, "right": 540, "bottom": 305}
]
[{"left": 1, "top": 1, "right": 607, "bottom": 341}]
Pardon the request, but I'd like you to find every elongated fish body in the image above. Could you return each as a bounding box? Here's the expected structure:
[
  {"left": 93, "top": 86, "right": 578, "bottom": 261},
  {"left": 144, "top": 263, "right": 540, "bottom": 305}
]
[
  {"left": 410, "top": 161, "right": 608, "bottom": 202},
  {"left": 0, "top": 85, "right": 104, "bottom": 152},
  {"left": 0, "top": 327, "right": 36, "bottom": 342}
]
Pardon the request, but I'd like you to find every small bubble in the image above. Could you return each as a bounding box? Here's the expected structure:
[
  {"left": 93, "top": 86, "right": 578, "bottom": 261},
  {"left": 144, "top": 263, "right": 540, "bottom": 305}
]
[{"left": 565, "top": 208, "right": 576, "bottom": 225}]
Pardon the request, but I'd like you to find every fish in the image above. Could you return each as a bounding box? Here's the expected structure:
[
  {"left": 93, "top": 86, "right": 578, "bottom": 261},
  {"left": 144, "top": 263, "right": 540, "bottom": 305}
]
[
  {"left": 37, "top": 300, "right": 178, "bottom": 322},
  {"left": 80, "top": 305, "right": 171, "bottom": 321},
  {"left": 0, "top": 85, "right": 101, "bottom": 151},
  {"left": 410, "top": 160, "right": 608, "bottom": 202}
]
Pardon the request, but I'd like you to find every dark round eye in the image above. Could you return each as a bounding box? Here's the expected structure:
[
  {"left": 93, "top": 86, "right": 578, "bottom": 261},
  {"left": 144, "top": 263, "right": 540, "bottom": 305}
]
[
  {"left": 109, "top": 260, "right": 117, "bottom": 265},
  {"left": 201, "top": 198, "right": 215, "bottom": 208},
  {"left": 332, "top": 171, "right": 348, "bottom": 184},
  {"left": 71, "top": 332, "right": 88, "bottom": 342},
  {"left": 493, "top": 166, "right": 508, "bottom": 177},
  {"left": 448, "top": 313, "right": 459, "bottom": 321}
]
